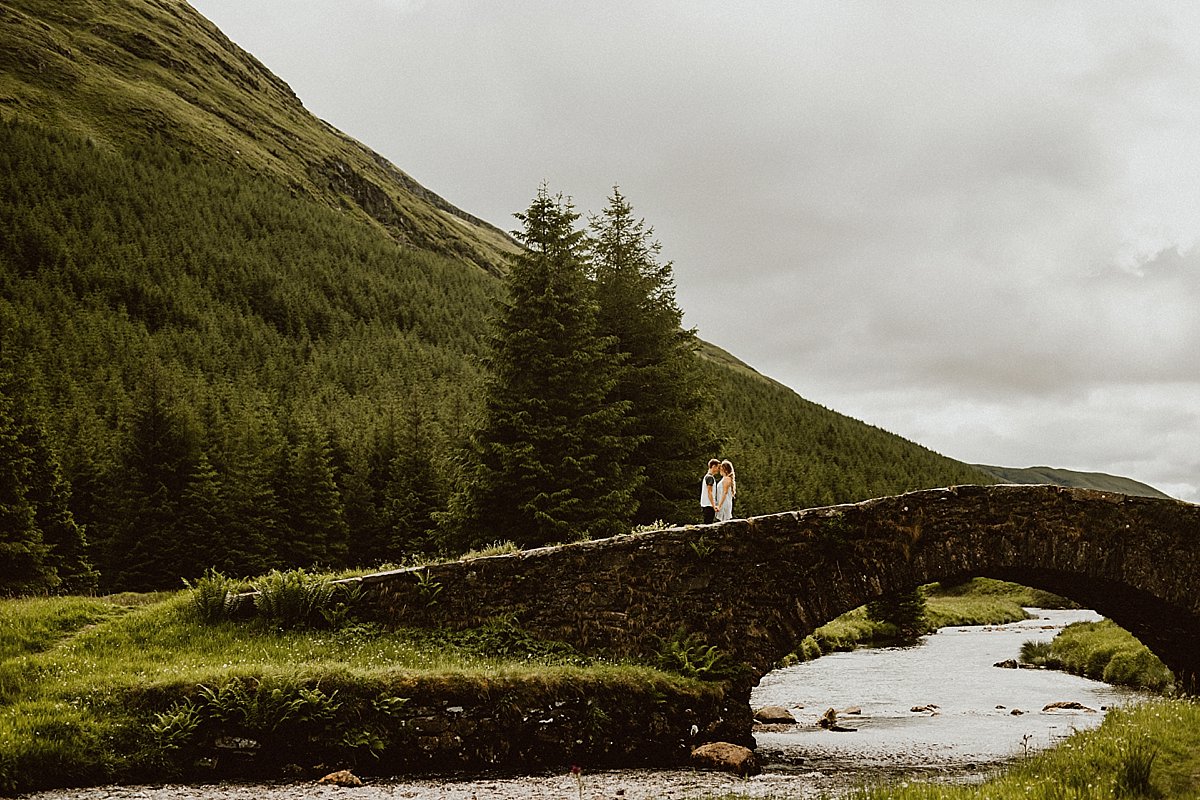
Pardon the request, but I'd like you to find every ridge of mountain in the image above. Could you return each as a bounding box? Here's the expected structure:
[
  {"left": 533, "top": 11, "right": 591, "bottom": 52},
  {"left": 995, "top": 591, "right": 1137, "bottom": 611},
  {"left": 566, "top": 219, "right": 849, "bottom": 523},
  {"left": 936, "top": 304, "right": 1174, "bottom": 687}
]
[
  {"left": 0, "top": 0, "right": 518, "bottom": 273},
  {"left": 973, "top": 465, "right": 1171, "bottom": 500}
]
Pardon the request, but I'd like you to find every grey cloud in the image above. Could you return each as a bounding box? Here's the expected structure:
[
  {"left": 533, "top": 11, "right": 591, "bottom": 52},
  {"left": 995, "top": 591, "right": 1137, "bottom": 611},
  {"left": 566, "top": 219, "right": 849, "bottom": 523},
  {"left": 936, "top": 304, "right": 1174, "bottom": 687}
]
[{"left": 191, "top": 0, "right": 1200, "bottom": 500}]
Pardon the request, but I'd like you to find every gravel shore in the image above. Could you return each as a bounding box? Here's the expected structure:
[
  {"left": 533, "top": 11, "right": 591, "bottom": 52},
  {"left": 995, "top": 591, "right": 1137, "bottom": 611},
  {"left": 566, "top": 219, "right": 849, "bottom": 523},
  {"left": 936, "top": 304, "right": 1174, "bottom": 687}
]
[{"left": 26, "top": 767, "right": 856, "bottom": 800}]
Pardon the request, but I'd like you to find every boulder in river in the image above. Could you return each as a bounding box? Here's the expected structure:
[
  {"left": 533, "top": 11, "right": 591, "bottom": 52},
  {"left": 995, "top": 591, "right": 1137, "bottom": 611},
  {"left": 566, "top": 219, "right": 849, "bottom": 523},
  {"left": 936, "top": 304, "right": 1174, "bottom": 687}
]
[
  {"left": 816, "top": 707, "right": 857, "bottom": 732},
  {"left": 690, "top": 742, "right": 761, "bottom": 776},
  {"left": 754, "top": 705, "right": 796, "bottom": 724},
  {"left": 1042, "top": 701, "right": 1096, "bottom": 713},
  {"left": 318, "top": 769, "right": 363, "bottom": 787},
  {"left": 993, "top": 659, "right": 1019, "bottom": 669}
]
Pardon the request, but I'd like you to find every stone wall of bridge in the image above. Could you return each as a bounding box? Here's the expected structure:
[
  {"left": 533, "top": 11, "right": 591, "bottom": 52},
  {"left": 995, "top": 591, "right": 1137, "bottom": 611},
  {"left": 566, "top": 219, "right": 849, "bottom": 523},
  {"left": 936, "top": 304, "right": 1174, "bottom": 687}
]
[{"left": 353, "top": 484, "right": 1200, "bottom": 693}]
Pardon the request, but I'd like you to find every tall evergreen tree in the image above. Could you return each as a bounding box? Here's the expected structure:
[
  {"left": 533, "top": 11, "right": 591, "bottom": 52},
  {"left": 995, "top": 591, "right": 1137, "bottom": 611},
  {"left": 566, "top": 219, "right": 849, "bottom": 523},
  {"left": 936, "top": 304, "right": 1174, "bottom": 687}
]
[
  {"left": 588, "top": 187, "right": 716, "bottom": 525},
  {"left": 104, "top": 367, "right": 199, "bottom": 591},
  {"left": 17, "top": 408, "right": 97, "bottom": 592},
  {"left": 217, "top": 403, "right": 282, "bottom": 576},
  {"left": 383, "top": 399, "right": 445, "bottom": 557},
  {"left": 280, "top": 415, "right": 349, "bottom": 568},
  {"left": 0, "top": 361, "right": 94, "bottom": 594},
  {"left": 175, "top": 450, "right": 225, "bottom": 580},
  {"left": 0, "top": 386, "right": 53, "bottom": 595},
  {"left": 447, "top": 187, "right": 636, "bottom": 550}
]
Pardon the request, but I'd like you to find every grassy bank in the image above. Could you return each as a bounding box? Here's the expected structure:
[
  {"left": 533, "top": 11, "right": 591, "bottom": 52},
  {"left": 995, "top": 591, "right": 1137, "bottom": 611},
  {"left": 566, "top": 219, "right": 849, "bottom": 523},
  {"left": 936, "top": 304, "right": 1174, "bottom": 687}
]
[
  {"left": 843, "top": 698, "right": 1200, "bottom": 799},
  {"left": 0, "top": 589, "right": 724, "bottom": 794},
  {"left": 785, "top": 578, "right": 1073, "bottom": 663},
  {"left": 1020, "top": 619, "right": 1174, "bottom": 693}
]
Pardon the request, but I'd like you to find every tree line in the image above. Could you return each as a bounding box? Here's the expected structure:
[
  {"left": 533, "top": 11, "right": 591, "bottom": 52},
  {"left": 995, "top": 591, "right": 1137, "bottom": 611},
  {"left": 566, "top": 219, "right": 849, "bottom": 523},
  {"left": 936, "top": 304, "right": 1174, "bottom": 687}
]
[{"left": 0, "top": 118, "right": 993, "bottom": 594}]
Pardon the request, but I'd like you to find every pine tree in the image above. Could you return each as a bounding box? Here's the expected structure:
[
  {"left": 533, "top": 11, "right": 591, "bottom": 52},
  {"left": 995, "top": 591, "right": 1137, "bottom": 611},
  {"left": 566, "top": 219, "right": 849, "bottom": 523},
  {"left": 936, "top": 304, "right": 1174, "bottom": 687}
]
[
  {"left": 381, "top": 400, "right": 444, "bottom": 558},
  {"left": 447, "top": 186, "right": 636, "bottom": 550},
  {"left": 0, "top": 361, "right": 94, "bottom": 594},
  {"left": 588, "top": 187, "right": 716, "bottom": 525},
  {"left": 17, "top": 408, "right": 97, "bottom": 593},
  {"left": 280, "top": 415, "right": 349, "bottom": 568},
  {"left": 218, "top": 406, "right": 282, "bottom": 577},
  {"left": 176, "top": 450, "right": 225, "bottom": 580},
  {"left": 105, "top": 368, "right": 199, "bottom": 591},
  {"left": 867, "top": 589, "right": 928, "bottom": 641},
  {"left": 0, "top": 387, "right": 54, "bottom": 595}
]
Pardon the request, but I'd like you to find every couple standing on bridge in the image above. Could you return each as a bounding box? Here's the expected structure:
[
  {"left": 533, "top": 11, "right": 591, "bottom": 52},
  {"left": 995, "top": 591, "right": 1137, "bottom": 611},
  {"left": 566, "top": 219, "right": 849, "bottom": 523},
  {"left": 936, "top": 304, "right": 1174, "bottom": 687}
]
[{"left": 700, "top": 458, "right": 737, "bottom": 524}]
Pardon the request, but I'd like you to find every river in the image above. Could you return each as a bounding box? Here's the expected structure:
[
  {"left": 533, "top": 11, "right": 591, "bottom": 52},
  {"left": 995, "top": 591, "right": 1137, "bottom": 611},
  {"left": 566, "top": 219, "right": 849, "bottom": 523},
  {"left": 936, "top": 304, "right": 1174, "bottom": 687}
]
[{"left": 30, "top": 609, "right": 1147, "bottom": 800}]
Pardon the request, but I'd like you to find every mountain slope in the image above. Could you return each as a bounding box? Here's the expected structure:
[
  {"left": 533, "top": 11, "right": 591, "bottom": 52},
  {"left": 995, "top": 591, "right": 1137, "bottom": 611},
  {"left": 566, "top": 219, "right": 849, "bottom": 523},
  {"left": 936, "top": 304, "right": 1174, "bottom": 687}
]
[
  {"left": 1, "top": 0, "right": 1000, "bottom": 591},
  {"left": 0, "top": 0, "right": 518, "bottom": 273},
  {"left": 973, "top": 465, "right": 1170, "bottom": 500}
]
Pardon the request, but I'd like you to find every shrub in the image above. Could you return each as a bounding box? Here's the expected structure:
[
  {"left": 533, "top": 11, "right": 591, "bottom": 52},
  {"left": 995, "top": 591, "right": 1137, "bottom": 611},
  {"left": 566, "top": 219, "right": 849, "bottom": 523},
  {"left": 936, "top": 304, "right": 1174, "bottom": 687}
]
[
  {"left": 183, "top": 569, "right": 242, "bottom": 623},
  {"left": 865, "top": 589, "right": 927, "bottom": 641},
  {"left": 800, "top": 635, "right": 822, "bottom": 662},
  {"left": 1019, "top": 639, "right": 1055, "bottom": 667},
  {"left": 1020, "top": 619, "right": 1174, "bottom": 693},
  {"left": 1103, "top": 649, "right": 1174, "bottom": 694},
  {"left": 252, "top": 569, "right": 336, "bottom": 629}
]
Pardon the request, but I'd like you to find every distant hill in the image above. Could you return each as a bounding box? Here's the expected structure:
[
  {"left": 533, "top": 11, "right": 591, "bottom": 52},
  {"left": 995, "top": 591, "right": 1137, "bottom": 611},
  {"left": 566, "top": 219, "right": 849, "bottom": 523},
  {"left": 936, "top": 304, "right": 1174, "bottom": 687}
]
[
  {"left": 973, "top": 465, "right": 1171, "bottom": 500},
  {"left": 1, "top": 0, "right": 998, "bottom": 590}
]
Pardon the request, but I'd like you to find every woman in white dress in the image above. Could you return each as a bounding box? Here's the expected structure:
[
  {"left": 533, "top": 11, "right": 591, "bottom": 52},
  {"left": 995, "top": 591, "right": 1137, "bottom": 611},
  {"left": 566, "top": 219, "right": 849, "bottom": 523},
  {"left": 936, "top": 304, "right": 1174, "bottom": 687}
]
[{"left": 715, "top": 459, "right": 736, "bottom": 521}]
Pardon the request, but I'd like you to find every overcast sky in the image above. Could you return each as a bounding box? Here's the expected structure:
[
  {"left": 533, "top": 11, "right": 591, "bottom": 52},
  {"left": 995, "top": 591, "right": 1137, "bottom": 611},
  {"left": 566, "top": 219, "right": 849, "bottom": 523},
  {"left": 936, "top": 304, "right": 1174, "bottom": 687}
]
[{"left": 189, "top": 1, "right": 1200, "bottom": 502}]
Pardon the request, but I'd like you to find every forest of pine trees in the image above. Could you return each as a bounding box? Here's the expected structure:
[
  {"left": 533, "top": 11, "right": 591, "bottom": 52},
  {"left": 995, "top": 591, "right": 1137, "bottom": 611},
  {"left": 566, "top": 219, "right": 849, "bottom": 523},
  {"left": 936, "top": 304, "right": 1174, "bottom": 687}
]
[{"left": 0, "top": 118, "right": 995, "bottom": 595}]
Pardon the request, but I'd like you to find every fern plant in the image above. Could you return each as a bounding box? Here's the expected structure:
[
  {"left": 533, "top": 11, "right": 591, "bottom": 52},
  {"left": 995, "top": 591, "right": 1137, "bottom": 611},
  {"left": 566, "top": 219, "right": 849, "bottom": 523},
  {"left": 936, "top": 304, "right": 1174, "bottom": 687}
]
[
  {"left": 183, "top": 569, "right": 242, "bottom": 623},
  {"left": 654, "top": 630, "right": 731, "bottom": 680},
  {"left": 252, "top": 569, "right": 337, "bottom": 629}
]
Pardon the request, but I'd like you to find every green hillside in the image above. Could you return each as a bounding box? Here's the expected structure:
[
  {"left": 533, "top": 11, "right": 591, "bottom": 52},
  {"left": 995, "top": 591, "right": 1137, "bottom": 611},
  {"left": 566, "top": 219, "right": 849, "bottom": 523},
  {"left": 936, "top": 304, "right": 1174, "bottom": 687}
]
[
  {"left": 974, "top": 465, "right": 1170, "bottom": 500},
  {"left": 1, "top": 0, "right": 996, "bottom": 593},
  {"left": 0, "top": 0, "right": 518, "bottom": 273}
]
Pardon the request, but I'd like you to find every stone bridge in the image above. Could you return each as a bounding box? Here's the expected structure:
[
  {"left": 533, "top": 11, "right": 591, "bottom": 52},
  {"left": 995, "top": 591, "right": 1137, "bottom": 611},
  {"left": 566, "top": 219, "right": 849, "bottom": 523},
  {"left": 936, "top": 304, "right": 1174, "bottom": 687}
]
[{"left": 358, "top": 484, "right": 1200, "bottom": 693}]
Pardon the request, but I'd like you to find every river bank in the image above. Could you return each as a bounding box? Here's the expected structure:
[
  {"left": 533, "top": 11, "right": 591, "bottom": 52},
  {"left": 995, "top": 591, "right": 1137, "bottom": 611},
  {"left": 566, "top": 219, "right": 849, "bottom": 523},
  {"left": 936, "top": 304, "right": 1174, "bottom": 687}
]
[
  {"left": 2, "top": 580, "right": 1181, "bottom": 797},
  {"left": 0, "top": 592, "right": 744, "bottom": 795},
  {"left": 22, "top": 608, "right": 1171, "bottom": 800}
]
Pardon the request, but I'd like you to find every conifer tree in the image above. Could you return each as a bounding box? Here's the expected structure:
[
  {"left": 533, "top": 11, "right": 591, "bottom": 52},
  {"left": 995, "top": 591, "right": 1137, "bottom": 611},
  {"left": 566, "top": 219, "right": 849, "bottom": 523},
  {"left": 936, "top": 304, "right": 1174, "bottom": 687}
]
[
  {"left": 104, "top": 367, "right": 199, "bottom": 591},
  {"left": 588, "top": 187, "right": 716, "bottom": 525},
  {"left": 0, "top": 387, "right": 53, "bottom": 595},
  {"left": 382, "top": 400, "right": 444, "bottom": 557},
  {"left": 0, "top": 364, "right": 95, "bottom": 593},
  {"left": 17, "top": 409, "right": 97, "bottom": 592},
  {"left": 176, "top": 450, "right": 225, "bottom": 579},
  {"left": 218, "top": 405, "right": 282, "bottom": 576},
  {"left": 447, "top": 186, "right": 635, "bottom": 550},
  {"left": 280, "top": 415, "right": 349, "bottom": 568}
]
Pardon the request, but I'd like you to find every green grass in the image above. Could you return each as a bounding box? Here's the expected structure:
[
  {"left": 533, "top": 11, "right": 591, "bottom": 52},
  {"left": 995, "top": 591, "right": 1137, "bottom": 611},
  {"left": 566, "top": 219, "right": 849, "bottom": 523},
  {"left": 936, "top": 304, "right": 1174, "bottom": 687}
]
[
  {"left": 784, "top": 579, "right": 1069, "bottom": 664},
  {"left": 0, "top": 0, "right": 519, "bottom": 273},
  {"left": 0, "top": 589, "right": 714, "bottom": 793},
  {"left": 927, "top": 577, "right": 1075, "bottom": 609},
  {"left": 842, "top": 698, "right": 1200, "bottom": 799},
  {"left": 1021, "top": 619, "right": 1174, "bottom": 693},
  {"left": 0, "top": 596, "right": 123, "bottom": 662}
]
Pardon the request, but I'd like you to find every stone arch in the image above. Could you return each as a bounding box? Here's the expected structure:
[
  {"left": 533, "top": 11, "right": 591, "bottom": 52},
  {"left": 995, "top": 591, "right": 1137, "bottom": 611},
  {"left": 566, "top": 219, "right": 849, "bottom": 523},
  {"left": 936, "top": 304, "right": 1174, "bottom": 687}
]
[{"left": 363, "top": 484, "right": 1200, "bottom": 693}]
